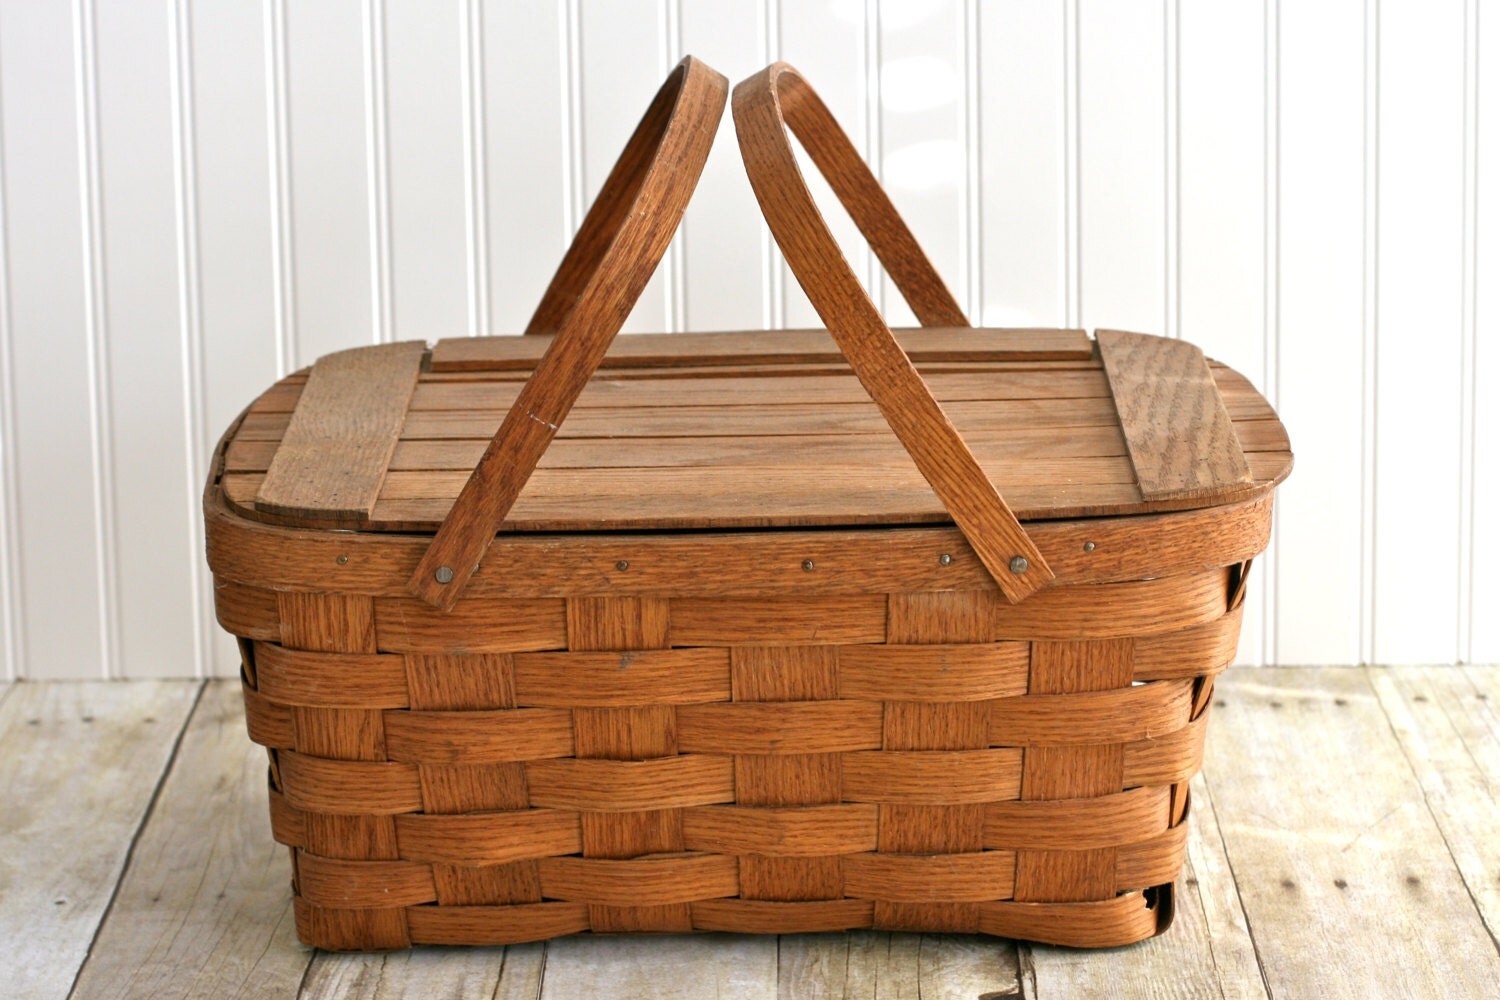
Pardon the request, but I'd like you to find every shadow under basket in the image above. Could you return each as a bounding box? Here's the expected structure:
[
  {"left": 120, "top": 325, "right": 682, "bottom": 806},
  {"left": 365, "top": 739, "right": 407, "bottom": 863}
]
[{"left": 204, "top": 56, "right": 1291, "bottom": 951}]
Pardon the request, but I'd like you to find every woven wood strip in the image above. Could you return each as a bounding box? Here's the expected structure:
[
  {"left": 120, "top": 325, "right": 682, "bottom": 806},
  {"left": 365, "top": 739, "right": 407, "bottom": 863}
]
[
  {"left": 985, "top": 786, "right": 1171, "bottom": 850},
  {"left": 405, "top": 903, "right": 591, "bottom": 945},
  {"left": 731, "top": 645, "right": 838, "bottom": 701},
  {"left": 373, "top": 597, "right": 567, "bottom": 654},
  {"left": 403, "top": 654, "right": 515, "bottom": 710},
  {"left": 524, "top": 756, "right": 734, "bottom": 811},
  {"left": 254, "top": 643, "right": 409, "bottom": 708},
  {"left": 840, "top": 749, "right": 1023, "bottom": 804},
  {"left": 977, "top": 892, "right": 1165, "bottom": 949},
  {"left": 873, "top": 902, "right": 982, "bottom": 933},
  {"left": 512, "top": 648, "right": 731, "bottom": 706},
  {"left": 1133, "top": 606, "right": 1244, "bottom": 680},
  {"left": 278, "top": 752, "right": 422, "bottom": 815},
  {"left": 297, "top": 854, "right": 437, "bottom": 908},
  {"left": 843, "top": 851, "right": 1018, "bottom": 902},
  {"left": 1121, "top": 709, "right": 1211, "bottom": 787},
  {"left": 428, "top": 860, "right": 542, "bottom": 905},
  {"left": 293, "top": 898, "right": 410, "bottom": 951},
  {"left": 837, "top": 643, "right": 1029, "bottom": 701},
  {"left": 382, "top": 709, "right": 574, "bottom": 765},
  {"left": 267, "top": 786, "right": 304, "bottom": 847},
  {"left": 393, "top": 810, "right": 583, "bottom": 864},
  {"left": 1116, "top": 822, "right": 1189, "bottom": 889},
  {"left": 206, "top": 487, "right": 1273, "bottom": 597},
  {"left": 537, "top": 854, "right": 739, "bottom": 906},
  {"left": 214, "top": 581, "right": 280, "bottom": 640},
  {"left": 676, "top": 701, "right": 883, "bottom": 754},
  {"left": 690, "top": 898, "right": 874, "bottom": 934},
  {"left": 680, "top": 804, "right": 878, "bottom": 856},
  {"left": 278, "top": 592, "right": 376, "bottom": 653},
  {"left": 989, "top": 568, "right": 1230, "bottom": 639},
  {"left": 670, "top": 596, "right": 888, "bottom": 645},
  {"left": 242, "top": 684, "right": 294, "bottom": 748},
  {"left": 989, "top": 679, "right": 1194, "bottom": 746}
]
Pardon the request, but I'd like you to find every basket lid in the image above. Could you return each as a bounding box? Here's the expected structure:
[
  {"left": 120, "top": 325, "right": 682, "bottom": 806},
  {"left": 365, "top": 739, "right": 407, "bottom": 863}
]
[{"left": 217, "top": 325, "right": 1292, "bottom": 536}]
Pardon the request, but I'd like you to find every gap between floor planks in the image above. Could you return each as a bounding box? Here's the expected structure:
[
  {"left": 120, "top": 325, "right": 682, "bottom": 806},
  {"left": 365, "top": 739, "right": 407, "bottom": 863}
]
[{"left": 8, "top": 668, "right": 1495, "bottom": 999}]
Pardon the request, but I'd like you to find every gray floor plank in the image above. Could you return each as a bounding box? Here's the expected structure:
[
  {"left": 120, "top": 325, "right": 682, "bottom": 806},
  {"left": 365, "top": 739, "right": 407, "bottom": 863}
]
[
  {"left": 1205, "top": 668, "right": 1500, "bottom": 999},
  {"left": 539, "top": 935, "right": 778, "bottom": 1000},
  {"left": 0, "top": 681, "right": 200, "bottom": 1000},
  {"left": 1371, "top": 665, "right": 1500, "bottom": 948},
  {"left": 299, "top": 948, "right": 506, "bottom": 1000},
  {"left": 1025, "top": 772, "right": 1268, "bottom": 999},
  {"left": 778, "top": 931, "right": 1019, "bottom": 999},
  {"left": 69, "top": 680, "right": 308, "bottom": 1000}
]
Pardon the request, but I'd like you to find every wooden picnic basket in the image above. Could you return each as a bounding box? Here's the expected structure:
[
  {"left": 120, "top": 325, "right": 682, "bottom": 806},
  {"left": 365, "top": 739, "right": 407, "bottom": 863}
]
[{"left": 205, "top": 57, "right": 1292, "bottom": 951}]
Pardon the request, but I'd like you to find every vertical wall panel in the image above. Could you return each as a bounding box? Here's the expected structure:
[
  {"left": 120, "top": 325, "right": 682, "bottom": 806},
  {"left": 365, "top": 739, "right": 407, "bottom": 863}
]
[
  {"left": 877, "top": 0, "right": 967, "bottom": 327},
  {"left": 192, "top": 0, "right": 276, "bottom": 676},
  {"left": 1470, "top": 0, "right": 1497, "bottom": 663},
  {"left": 776, "top": 0, "right": 872, "bottom": 329},
  {"left": 579, "top": 0, "right": 672, "bottom": 333},
  {"left": 0, "top": 55, "right": 16, "bottom": 682},
  {"left": 678, "top": 0, "right": 769, "bottom": 332},
  {"left": 283, "top": 1, "right": 373, "bottom": 364},
  {"left": 1178, "top": 0, "right": 1268, "bottom": 665},
  {"left": 0, "top": 1, "right": 107, "bottom": 678},
  {"left": 976, "top": 0, "right": 1066, "bottom": 328},
  {"left": 1076, "top": 0, "right": 1165, "bottom": 334},
  {"left": 0, "top": 4, "right": 1492, "bottom": 675},
  {"left": 93, "top": 1, "right": 199, "bottom": 678},
  {"left": 483, "top": 0, "right": 569, "bottom": 333},
  {"left": 1373, "top": 0, "right": 1466, "bottom": 664},
  {"left": 1274, "top": 0, "right": 1366, "bottom": 666},
  {"left": 384, "top": 1, "right": 468, "bottom": 343}
]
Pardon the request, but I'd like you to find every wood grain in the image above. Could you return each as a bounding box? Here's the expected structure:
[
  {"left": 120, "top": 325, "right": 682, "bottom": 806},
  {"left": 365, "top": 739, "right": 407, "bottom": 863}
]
[
  {"left": 431, "top": 326, "right": 1093, "bottom": 370},
  {"left": 256, "top": 341, "right": 426, "bottom": 519},
  {"left": 408, "top": 58, "right": 729, "bottom": 609},
  {"left": 1098, "top": 329, "right": 1253, "bottom": 501},
  {"left": 734, "top": 62, "right": 1050, "bottom": 601},
  {"left": 0, "top": 682, "right": 201, "bottom": 1000},
  {"left": 1205, "top": 668, "right": 1500, "bottom": 997}
]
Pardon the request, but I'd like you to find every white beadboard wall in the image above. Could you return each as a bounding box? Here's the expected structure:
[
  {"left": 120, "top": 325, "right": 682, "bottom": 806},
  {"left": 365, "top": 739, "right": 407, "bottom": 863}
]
[{"left": 0, "top": 0, "right": 1493, "bottom": 679}]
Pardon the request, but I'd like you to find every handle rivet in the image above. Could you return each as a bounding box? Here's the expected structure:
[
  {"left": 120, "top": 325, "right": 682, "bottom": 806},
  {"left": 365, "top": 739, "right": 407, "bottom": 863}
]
[
  {"left": 434, "top": 566, "right": 455, "bottom": 584},
  {"left": 939, "top": 553, "right": 952, "bottom": 566},
  {"left": 1083, "top": 541, "right": 1096, "bottom": 553},
  {"left": 335, "top": 554, "right": 349, "bottom": 565},
  {"left": 616, "top": 560, "right": 630, "bottom": 571},
  {"left": 802, "top": 559, "right": 815, "bottom": 572},
  {"left": 1009, "top": 556, "right": 1029, "bottom": 574}
]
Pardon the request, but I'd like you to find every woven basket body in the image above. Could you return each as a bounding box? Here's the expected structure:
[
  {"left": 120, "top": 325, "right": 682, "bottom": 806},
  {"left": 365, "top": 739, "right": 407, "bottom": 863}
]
[{"left": 205, "top": 58, "right": 1291, "bottom": 951}]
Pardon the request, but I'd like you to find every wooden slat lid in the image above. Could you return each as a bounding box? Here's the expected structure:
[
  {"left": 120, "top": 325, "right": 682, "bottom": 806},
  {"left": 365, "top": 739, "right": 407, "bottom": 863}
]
[{"left": 218, "top": 327, "right": 1293, "bottom": 535}]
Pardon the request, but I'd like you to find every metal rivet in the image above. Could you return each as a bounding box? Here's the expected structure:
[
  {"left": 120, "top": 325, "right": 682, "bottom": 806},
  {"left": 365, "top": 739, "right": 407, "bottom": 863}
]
[
  {"left": 802, "top": 559, "right": 815, "bottom": 572},
  {"left": 616, "top": 559, "right": 630, "bottom": 571},
  {"left": 434, "top": 566, "right": 455, "bottom": 584},
  {"left": 1008, "top": 556, "right": 1029, "bottom": 574},
  {"left": 335, "top": 554, "right": 349, "bottom": 565},
  {"left": 939, "top": 553, "right": 953, "bottom": 566},
  {"left": 1083, "top": 541, "right": 1096, "bottom": 553}
]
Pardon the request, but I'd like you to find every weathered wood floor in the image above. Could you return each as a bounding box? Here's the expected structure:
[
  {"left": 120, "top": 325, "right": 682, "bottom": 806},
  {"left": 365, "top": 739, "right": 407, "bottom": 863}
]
[{"left": 2, "top": 667, "right": 1496, "bottom": 999}]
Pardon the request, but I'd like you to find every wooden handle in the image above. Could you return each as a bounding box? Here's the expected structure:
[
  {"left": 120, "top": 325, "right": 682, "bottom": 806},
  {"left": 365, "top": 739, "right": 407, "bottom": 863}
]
[
  {"left": 733, "top": 62, "right": 1052, "bottom": 602},
  {"left": 408, "top": 56, "right": 729, "bottom": 609}
]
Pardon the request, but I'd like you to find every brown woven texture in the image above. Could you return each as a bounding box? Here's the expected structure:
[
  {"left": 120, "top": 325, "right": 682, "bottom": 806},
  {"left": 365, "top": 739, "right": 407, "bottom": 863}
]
[
  {"left": 207, "top": 56, "right": 1289, "bottom": 952},
  {"left": 221, "top": 534, "right": 1254, "bottom": 950}
]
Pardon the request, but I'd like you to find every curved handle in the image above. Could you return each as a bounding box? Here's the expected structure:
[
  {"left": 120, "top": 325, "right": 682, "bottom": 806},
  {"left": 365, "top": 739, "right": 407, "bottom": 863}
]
[
  {"left": 408, "top": 56, "right": 729, "bottom": 609},
  {"left": 733, "top": 62, "right": 1051, "bottom": 602}
]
